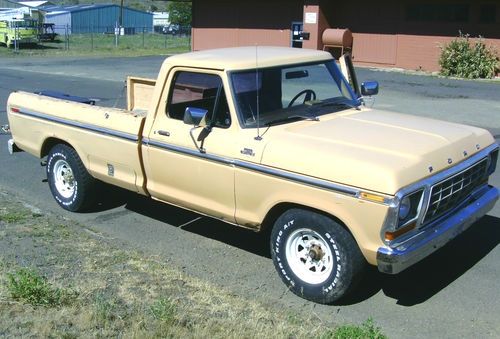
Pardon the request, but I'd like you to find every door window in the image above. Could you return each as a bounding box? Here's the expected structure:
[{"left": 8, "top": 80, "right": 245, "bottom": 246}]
[{"left": 167, "top": 71, "right": 231, "bottom": 128}]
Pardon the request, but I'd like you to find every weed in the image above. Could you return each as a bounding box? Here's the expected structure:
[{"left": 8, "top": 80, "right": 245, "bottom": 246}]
[
  {"left": 92, "top": 292, "right": 130, "bottom": 328},
  {"left": 0, "top": 211, "right": 29, "bottom": 223},
  {"left": 150, "top": 297, "right": 177, "bottom": 324},
  {"left": 321, "top": 318, "right": 386, "bottom": 339},
  {"left": 7, "top": 268, "right": 76, "bottom": 306}
]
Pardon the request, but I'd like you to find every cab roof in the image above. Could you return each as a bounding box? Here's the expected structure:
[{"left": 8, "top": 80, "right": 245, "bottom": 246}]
[{"left": 164, "top": 46, "right": 334, "bottom": 71}]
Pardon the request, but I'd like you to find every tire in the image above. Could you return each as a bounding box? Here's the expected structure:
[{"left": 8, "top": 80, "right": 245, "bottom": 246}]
[
  {"left": 270, "top": 208, "right": 366, "bottom": 304},
  {"left": 46, "top": 144, "right": 96, "bottom": 212}
]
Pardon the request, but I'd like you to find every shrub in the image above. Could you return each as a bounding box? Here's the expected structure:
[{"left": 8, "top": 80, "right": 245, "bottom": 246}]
[{"left": 439, "top": 32, "right": 499, "bottom": 79}]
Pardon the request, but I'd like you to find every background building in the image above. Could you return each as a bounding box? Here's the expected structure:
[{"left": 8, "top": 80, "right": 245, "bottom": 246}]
[
  {"left": 18, "top": 1, "right": 54, "bottom": 7},
  {"left": 190, "top": 0, "right": 500, "bottom": 72},
  {"left": 42, "top": 4, "right": 153, "bottom": 34},
  {"left": 0, "top": 0, "right": 25, "bottom": 10},
  {"left": 153, "top": 11, "right": 169, "bottom": 33}
]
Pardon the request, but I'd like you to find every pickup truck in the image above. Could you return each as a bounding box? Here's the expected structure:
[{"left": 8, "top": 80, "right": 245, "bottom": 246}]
[{"left": 6, "top": 47, "right": 499, "bottom": 304}]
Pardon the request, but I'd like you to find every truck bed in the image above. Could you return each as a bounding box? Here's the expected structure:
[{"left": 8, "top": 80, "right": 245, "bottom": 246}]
[{"left": 7, "top": 91, "right": 148, "bottom": 194}]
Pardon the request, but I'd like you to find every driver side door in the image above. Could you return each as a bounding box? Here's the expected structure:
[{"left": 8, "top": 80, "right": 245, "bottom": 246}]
[{"left": 144, "top": 70, "right": 237, "bottom": 222}]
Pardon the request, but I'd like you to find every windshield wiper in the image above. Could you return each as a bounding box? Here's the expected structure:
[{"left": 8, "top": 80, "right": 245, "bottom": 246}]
[
  {"left": 307, "top": 99, "right": 359, "bottom": 113},
  {"left": 265, "top": 114, "right": 319, "bottom": 127}
]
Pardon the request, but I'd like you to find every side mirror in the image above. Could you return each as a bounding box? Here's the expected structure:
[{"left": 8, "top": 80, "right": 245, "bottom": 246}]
[
  {"left": 183, "top": 107, "right": 208, "bottom": 127},
  {"left": 361, "top": 81, "right": 379, "bottom": 96}
]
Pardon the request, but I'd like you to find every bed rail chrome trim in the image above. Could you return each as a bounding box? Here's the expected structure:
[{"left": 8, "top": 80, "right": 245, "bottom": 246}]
[{"left": 14, "top": 108, "right": 139, "bottom": 142}]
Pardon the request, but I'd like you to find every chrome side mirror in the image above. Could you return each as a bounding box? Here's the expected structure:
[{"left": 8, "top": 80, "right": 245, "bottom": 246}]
[
  {"left": 361, "top": 81, "right": 379, "bottom": 96},
  {"left": 183, "top": 107, "right": 209, "bottom": 153},
  {"left": 183, "top": 107, "right": 208, "bottom": 127}
]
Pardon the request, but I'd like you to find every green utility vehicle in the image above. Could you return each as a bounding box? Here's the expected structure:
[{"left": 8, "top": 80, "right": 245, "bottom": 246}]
[{"left": 0, "top": 7, "right": 38, "bottom": 47}]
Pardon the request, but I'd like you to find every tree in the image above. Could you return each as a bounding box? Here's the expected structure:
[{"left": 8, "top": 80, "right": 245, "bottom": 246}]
[{"left": 167, "top": 1, "right": 192, "bottom": 26}]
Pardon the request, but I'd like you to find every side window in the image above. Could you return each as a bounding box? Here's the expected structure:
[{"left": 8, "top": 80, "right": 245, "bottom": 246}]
[{"left": 167, "top": 71, "right": 231, "bottom": 128}]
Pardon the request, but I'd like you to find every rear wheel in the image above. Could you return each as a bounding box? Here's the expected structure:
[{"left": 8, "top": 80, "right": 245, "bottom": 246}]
[
  {"left": 46, "top": 144, "right": 96, "bottom": 212},
  {"left": 270, "top": 208, "right": 366, "bottom": 304}
]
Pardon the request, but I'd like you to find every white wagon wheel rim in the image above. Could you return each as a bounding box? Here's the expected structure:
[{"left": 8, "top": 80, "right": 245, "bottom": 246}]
[
  {"left": 285, "top": 228, "right": 334, "bottom": 285},
  {"left": 53, "top": 159, "right": 75, "bottom": 199}
]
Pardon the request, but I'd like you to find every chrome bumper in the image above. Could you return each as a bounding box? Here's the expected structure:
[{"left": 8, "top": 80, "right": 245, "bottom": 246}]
[
  {"left": 7, "top": 138, "right": 22, "bottom": 155},
  {"left": 377, "top": 185, "right": 499, "bottom": 274}
]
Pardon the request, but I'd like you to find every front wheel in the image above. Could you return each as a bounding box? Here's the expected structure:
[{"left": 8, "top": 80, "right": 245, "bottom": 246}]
[
  {"left": 46, "top": 144, "right": 96, "bottom": 212},
  {"left": 270, "top": 209, "right": 366, "bottom": 304}
]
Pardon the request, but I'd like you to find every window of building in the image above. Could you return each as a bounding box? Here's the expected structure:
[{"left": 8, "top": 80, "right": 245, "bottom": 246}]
[
  {"left": 406, "top": 4, "right": 470, "bottom": 23},
  {"left": 167, "top": 72, "right": 231, "bottom": 128},
  {"left": 480, "top": 4, "right": 496, "bottom": 23}
]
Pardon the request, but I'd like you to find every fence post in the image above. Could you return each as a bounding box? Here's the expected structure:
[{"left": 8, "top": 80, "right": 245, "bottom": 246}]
[
  {"left": 67, "top": 25, "right": 70, "bottom": 50},
  {"left": 64, "top": 25, "right": 68, "bottom": 50},
  {"left": 91, "top": 24, "right": 94, "bottom": 51},
  {"left": 164, "top": 31, "right": 167, "bottom": 49},
  {"left": 142, "top": 27, "right": 145, "bottom": 48},
  {"left": 115, "top": 22, "right": 119, "bottom": 47},
  {"left": 14, "top": 22, "right": 19, "bottom": 52}
]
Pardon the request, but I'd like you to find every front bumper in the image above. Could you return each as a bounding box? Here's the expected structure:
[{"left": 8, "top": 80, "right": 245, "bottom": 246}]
[
  {"left": 10, "top": 37, "right": 36, "bottom": 44},
  {"left": 7, "top": 138, "right": 22, "bottom": 155},
  {"left": 377, "top": 185, "right": 499, "bottom": 274}
]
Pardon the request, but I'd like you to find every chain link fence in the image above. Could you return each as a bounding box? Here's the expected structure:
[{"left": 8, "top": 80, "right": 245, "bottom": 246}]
[{"left": 33, "top": 24, "right": 191, "bottom": 53}]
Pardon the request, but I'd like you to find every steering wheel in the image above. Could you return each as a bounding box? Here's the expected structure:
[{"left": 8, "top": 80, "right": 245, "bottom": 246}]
[{"left": 288, "top": 89, "right": 317, "bottom": 107}]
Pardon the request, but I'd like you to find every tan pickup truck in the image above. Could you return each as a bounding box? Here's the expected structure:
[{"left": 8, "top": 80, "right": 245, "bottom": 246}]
[{"left": 6, "top": 47, "right": 499, "bottom": 304}]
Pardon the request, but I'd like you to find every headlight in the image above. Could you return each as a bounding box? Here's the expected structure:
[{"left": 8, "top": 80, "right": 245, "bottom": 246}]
[
  {"left": 487, "top": 149, "right": 498, "bottom": 175},
  {"left": 397, "top": 190, "right": 424, "bottom": 228},
  {"left": 382, "top": 189, "right": 426, "bottom": 243},
  {"left": 398, "top": 196, "right": 411, "bottom": 220}
]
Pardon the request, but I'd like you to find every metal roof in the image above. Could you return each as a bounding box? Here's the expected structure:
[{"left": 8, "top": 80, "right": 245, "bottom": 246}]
[
  {"left": 18, "top": 1, "right": 53, "bottom": 7},
  {"left": 43, "top": 4, "right": 152, "bottom": 16}
]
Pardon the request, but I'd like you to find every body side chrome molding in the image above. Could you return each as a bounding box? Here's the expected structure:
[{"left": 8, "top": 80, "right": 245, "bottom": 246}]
[
  {"left": 144, "top": 138, "right": 360, "bottom": 197},
  {"left": 14, "top": 108, "right": 139, "bottom": 142}
]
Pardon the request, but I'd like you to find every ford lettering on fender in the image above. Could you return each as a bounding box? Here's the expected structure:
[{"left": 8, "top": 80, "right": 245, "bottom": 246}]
[{"left": 6, "top": 47, "right": 499, "bottom": 304}]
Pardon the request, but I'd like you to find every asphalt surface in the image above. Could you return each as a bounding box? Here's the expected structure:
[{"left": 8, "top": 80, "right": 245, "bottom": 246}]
[{"left": 0, "top": 56, "right": 499, "bottom": 338}]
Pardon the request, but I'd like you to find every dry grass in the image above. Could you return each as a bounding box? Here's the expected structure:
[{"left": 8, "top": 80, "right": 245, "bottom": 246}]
[{"left": 0, "top": 189, "right": 386, "bottom": 338}]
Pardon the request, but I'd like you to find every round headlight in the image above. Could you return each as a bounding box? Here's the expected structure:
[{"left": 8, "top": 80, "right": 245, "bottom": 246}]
[{"left": 398, "top": 196, "right": 411, "bottom": 220}]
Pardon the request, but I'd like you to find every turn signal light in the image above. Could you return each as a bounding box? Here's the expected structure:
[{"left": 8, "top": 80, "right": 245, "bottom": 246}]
[
  {"left": 385, "top": 221, "right": 417, "bottom": 241},
  {"left": 359, "top": 192, "right": 387, "bottom": 204}
]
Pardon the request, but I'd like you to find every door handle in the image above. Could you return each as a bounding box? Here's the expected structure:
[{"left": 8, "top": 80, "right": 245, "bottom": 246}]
[{"left": 157, "top": 130, "right": 170, "bottom": 137}]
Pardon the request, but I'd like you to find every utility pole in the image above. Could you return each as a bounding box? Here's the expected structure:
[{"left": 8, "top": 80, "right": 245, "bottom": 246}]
[{"left": 119, "top": 0, "right": 124, "bottom": 28}]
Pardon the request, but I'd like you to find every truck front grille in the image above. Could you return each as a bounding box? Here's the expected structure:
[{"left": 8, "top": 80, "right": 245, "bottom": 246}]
[{"left": 424, "top": 158, "right": 488, "bottom": 224}]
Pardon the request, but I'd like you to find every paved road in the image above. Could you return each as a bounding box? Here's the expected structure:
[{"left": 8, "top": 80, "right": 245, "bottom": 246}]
[{"left": 0, "top": 56, "right": 499, "bottom": 338}]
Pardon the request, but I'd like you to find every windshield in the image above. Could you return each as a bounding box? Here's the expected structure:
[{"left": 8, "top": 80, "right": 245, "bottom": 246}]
[
  {"left": 9, "top": 20, "right": 37, "bottom": 28},
  {"left": 230, "top": 60, "right": 359, "bottom": 128}
]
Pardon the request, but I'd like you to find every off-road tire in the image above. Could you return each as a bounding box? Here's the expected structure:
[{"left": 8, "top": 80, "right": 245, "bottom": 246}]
[
  {"left": 46, "top": 144, "right": 96, "bottom": 212},
  {"left": 270, "top": 208, "right": 366, "bottom": 304}
]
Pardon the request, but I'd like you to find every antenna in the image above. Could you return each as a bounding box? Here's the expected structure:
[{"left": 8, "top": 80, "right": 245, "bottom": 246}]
[{"left": 254, "top": 45, "right": 262, "bottom": 141}]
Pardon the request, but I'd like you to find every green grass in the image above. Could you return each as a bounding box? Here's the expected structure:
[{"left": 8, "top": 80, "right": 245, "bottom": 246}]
[
  {"left": 7, "top": 268, "right": 76, "bottom": 307},
  {"left": 0, "top": 211, "right": 27, "bottom": 223},
  {"left": 322, "top": 319, "right": 387, "bottom": 339},
  {"left": 150, "top": 297, "right": 177, "bottom": 324},
  {"left": 0, "top": 33, "right": 190, "bottom": 57}
]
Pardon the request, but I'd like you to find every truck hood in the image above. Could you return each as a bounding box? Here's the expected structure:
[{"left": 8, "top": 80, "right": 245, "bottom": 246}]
[{"left": 260, "top": 109, "right": 495, "bottom": 195}]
